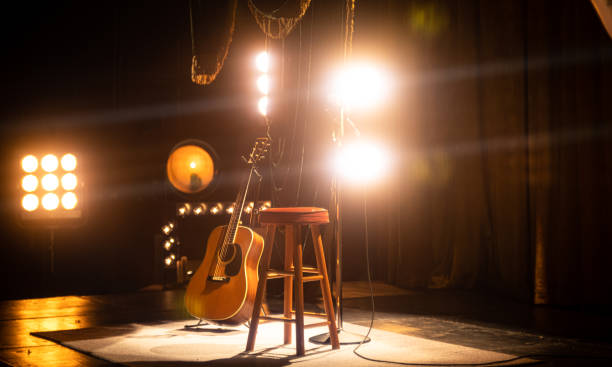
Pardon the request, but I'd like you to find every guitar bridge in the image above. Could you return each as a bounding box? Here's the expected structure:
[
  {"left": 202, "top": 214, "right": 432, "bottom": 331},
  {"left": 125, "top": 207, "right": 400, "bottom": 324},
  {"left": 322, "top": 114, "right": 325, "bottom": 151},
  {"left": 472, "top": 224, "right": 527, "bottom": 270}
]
[{"left": 207, "top": 275, "right": 230, "bottom": 283}]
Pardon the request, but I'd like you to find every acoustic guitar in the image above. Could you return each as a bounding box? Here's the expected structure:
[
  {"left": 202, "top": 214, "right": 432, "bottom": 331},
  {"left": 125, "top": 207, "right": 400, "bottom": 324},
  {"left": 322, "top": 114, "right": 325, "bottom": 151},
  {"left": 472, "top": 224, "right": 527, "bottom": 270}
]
[{"left": 185, "top": 138, "right": 269, "bottom": 325}]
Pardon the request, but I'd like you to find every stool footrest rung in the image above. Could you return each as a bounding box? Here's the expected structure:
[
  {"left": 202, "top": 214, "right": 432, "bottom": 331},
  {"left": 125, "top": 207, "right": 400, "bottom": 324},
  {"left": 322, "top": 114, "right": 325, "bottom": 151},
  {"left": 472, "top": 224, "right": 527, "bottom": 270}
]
[
  {"left": 291, "top": 310, "right": 328, "bottom": 318},
  {"left": 267, "top": 269, "right": 322, "bottom": 280},
  {"left": 258, "top": 316, "right": 330, "bottom": 330},
  {"left": 303, "top": 275, "right": 324, "bottom": 282},
  {"left": 304, "top": 321, "right": 331, "bottom": 329},
  {"left": 260, "top": 316, "right": 295, "bottom": 323}
]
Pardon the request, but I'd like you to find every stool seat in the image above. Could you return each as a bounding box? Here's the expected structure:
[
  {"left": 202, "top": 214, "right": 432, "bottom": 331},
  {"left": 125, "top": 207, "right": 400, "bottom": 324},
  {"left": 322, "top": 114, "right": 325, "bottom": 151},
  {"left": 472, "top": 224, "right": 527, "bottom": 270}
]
[{"left": 259, "top": 207, "right": 329, "bottom": 225}]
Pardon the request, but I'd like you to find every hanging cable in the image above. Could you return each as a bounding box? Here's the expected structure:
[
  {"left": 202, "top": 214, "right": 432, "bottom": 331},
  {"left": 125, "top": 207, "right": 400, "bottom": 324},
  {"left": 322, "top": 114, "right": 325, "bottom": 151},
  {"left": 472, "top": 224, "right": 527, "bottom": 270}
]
[
  {"left": 189, "top": 0, "right": 237, "bottom": 85},
  {"left": 248, "top": 0, "right": 311, "bottom": 39},
  {"left": 295, "top": 2, "right": 315, "bottom": 206}
]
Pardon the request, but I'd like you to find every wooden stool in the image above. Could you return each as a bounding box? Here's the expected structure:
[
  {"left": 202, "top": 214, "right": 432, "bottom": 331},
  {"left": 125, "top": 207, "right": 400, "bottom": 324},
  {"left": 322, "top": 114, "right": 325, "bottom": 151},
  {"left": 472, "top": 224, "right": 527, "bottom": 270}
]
[{"left": 245, "top": 207, "right": 340, "bottom": 355}]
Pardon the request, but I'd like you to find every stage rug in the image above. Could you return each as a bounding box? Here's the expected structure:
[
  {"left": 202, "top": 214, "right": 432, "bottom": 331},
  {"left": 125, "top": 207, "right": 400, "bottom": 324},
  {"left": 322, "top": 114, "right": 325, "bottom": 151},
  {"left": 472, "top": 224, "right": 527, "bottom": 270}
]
[{"left": 32, "top": 317, "right": 531, "bottom": 366}]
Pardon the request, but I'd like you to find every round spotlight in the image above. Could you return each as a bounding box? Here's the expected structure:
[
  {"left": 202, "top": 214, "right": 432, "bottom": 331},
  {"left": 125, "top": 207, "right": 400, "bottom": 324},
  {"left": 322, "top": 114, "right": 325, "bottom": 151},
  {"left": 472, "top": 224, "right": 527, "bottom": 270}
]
[
  {"left": 22, "top": 194, "right": 39, "bottom": 212},
  {"left": 42, "top": 193, "right": 60, "bottom": 211},
  {"left": 166, "top": 142, "right": 216, "bottom": 195},
  {"left": 41, "top": 154, "right": 59, "bottom": 172},
  {"left": 255, "top": 51, "right": 269, "bottom": 72},
  {"left": 61, "top": 192, "right": 78, "bottom": 210},
  {"left": 21, "top": 155, "right": 38, "bottom": 173},
  {"left": 41, "top": 174, "right": 59, "bottom": 191},
  {"left": 21, "top": 175, "right": 38, "bottom": 192},
  {"left": 61, "top": 153, "right": 77, "bottom": 171},
  {"left": 258, "top": 96, "right": 269, "bottom": 116},
  {"left": 164, "top": 256, "right": 173, "bottom": 266},
  {"left": 256, "top": 75, "right": 270, "bottom": 95},
  {"left": 61, "top": 173, "right": 78, "bottom": 191},
  {"left": 330, "top": 64, "right": 389, "bottom": 109}
]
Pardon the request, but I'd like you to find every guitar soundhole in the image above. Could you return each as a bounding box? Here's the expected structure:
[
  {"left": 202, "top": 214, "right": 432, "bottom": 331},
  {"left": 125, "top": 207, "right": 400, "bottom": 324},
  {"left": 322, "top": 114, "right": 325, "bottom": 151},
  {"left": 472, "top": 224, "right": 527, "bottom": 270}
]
[
  {"left": 219, "top": 244, "right": 236, "bottom": 263},
  {"left": 224, "top": 244, "right": 242, "bottom": 277}
]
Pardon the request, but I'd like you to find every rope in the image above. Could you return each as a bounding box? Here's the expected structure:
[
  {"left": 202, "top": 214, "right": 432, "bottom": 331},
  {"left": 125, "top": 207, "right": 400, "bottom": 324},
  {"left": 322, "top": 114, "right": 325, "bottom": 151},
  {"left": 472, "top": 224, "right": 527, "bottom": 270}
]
[
  {"left": 247, "top": 0, "right": 311, "bottom": 39},
  {"left": 344, "top": 0, "right": 356, "bottom": 61},
  {"left": 189, "top": 0, "right": 238, "bottom": 86}
]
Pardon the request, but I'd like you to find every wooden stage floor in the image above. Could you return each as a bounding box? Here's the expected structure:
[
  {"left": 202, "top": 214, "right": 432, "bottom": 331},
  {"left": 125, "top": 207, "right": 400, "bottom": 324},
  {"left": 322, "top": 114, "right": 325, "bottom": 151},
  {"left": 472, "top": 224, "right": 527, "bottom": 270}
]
[{"left": 1, "top": 282, "right": 612, "bottom": 366}]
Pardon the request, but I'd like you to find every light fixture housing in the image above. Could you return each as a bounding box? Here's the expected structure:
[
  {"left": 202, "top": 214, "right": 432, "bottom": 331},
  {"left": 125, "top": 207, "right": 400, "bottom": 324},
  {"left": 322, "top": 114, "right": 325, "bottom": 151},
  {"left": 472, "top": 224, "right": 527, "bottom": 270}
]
[{"left": 18, "top": 152, "right": 83, "bottom": 226}]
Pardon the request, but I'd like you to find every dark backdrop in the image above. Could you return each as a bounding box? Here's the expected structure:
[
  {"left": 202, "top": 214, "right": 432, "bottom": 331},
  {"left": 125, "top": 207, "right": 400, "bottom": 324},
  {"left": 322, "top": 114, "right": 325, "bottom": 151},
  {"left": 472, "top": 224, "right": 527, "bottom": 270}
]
[{"left": 0, "top": 0, "right": 611, "bottom": 306}]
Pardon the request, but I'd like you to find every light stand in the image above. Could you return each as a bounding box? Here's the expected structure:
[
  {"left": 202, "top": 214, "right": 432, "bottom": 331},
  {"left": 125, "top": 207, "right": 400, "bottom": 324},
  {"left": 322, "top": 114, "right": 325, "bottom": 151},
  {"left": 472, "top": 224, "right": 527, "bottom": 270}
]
[{"left": 310, "top": 107, "right": 371, "bottom": 345}]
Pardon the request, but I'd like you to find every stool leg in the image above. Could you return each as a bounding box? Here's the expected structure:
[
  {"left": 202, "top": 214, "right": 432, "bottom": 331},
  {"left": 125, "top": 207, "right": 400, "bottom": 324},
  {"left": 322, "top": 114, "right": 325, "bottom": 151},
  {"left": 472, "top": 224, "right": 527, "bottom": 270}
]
[
  {"left": 293, "top": 225, "right": 305, "bottom": 356},
  {"left": 246, "top": 225, "right": 276, "bottom": 352},
  {"left": 283, "top": 225, "right": 294, "bottom": 345},
  {"left": 311, "top": 225, "right": 340, "bottom": 350}
]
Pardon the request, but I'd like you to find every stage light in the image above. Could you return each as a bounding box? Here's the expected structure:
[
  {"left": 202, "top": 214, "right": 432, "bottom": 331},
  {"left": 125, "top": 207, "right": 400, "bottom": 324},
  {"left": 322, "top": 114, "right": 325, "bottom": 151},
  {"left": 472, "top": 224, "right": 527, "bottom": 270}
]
[
  {"left": 18, "top": 152, "right": 83, "bottom": 224},
  {"left": 61, "top": 173, "right": 77, "bottom": 191},
  {"left": 162, "top": 224, "right": 173, "bottom": 235},
  {"left": 257, "top": 75, "right": 270, "bottom": 95},
  {"left": 226, "top": 206, "right": 234, "bottom": 215},
  {"left": 22, "top": 175, "right": 38, "bottom": 192},
  {"left": 22, "top": 194, "right": 39, "bottom": 212},
  {"left": 334, "top": 141, "right": 390, "bottom": 184},
  {"left": 60, "top": 153, "right": 77, "bottom": 171},
  {"left": 41, "top": 154, "right": 59, "bottom": 172},
  {"left": 244, "top": 206, "right": 252, "bottom": 214},
  {"left": 193, "top": 203, "right": 206, "bottom": 215},
  {"left": 42, "top": 193, "right": 60, "bottom": 211},
  {"left": 177, "top": 203, "right": 191, "bottom": 217},
  {"left": 330, "top": 64, "right": 389, "bottom": 109},
  {"left": 211, "top": 203, "right": 223, "bottom": 215},
  {"left": 61, "top": 192, "right": 78, "bottom": 210},
  {"left": 258, "top": 96, "right": 269, "bottom": 116},
  {"left": 163, "top": 239, "right": 173, "bottom": 251},
  {"left": 41, "top": 174, "right": 59, "bottom": 191},
  {"left": 166, "top": 142, "right": 216, "bottom": 195},
  {"left": 164, "top": 256, "right": 173, "bottom": 267},
  {"left": 255, "top": 51, "right": 269, "bottom": 73},
  {"left": 22, "top": 155, "right": 38, "bottom": 173}
]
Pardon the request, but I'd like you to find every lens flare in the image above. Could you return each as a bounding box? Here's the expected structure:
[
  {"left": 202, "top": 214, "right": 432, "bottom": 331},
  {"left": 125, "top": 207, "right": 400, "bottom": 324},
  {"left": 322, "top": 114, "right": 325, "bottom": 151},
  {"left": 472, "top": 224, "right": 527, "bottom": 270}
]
[
  {"left": 330, "top": 64, "right": 389, "bottom": 109},
  {"left": 22, "top": 194, "right": 39, "bottom": 212},
  {"left": 334, "top": 141, "right": 390, "bottom": 184},
  {"left": 22, "top": 155, "right": 38, "bottom": 173}
]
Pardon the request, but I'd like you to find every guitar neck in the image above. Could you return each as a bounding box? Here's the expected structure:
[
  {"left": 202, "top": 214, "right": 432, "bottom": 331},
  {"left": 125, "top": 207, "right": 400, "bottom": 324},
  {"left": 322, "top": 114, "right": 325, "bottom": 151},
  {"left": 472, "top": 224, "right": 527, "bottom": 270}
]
[{"left": 225, "top": 165, "right": 255, "bottom": 244}]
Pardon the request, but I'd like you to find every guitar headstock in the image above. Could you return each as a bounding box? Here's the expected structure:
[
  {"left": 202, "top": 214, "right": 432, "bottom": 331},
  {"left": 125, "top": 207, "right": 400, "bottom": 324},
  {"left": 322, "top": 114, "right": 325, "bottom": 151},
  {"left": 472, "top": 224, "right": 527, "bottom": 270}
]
[{"left": 247, "top": 137, "right": 270, "bottom": 165}]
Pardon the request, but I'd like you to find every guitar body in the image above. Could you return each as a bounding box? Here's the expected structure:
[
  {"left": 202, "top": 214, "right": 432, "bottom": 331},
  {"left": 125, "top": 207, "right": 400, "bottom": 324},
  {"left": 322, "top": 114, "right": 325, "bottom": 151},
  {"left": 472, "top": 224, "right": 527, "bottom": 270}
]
[{"left": 185, "top": 225, "right": 264, "bottom": 325}]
